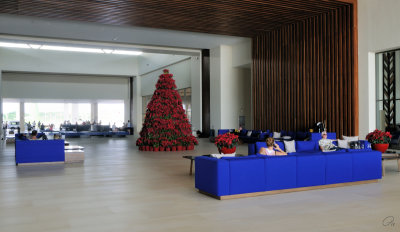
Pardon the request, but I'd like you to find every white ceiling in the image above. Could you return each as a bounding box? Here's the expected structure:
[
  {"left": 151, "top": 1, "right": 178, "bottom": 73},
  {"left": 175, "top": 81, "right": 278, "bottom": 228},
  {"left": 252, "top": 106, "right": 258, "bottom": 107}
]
[{"left": 0, "top": 14, "right": 249, "bottom": 55}]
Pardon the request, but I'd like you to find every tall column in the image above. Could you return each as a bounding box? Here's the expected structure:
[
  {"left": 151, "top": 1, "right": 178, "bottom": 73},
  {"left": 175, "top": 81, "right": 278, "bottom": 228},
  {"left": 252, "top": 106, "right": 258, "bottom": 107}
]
[
  {"left": 91, "top": 102, "right": 98, "bottom": 123},
  {"left": 19, "top": 101, "right": 25, "bottom": 132},
  {"left": 71, "top": 103, "right": 79, "bottom": 123},
  {"left": 0, "top": 71, "right": 3, "bottom": 139},
  {"left": 132, "top": 75, "right": 142, "bottom": 133}
]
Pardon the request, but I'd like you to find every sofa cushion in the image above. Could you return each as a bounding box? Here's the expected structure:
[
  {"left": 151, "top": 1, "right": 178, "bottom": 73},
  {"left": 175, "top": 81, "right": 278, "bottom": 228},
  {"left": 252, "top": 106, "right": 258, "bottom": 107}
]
[
  {"left": 228, "top": 158, "right": 266, "bottom": 194},
  {"left": 338, "top": 139, "right": 348, "bottom": 148},
  {"left": 273, "top": 132, "right": 281, "bottom": 139},
  {"left": 352, "top": 151, "right": 382, "bottom": 181},
  {"left": 239, "top": 129, "right": 248, "bottom": 136},
  {"left": 325, "top": 152, "right": 353, "bottom": 184},
  {"left": 251, "top": 130, "right": 262, "bottom": 138},
  {"left": 275, "top": 141, "right": 285, "bottom": 151},
  {"left": 343, "top": 135, "right": 359, "bottom": 141},
  {"left": 284, "top": 140, "right": 296, "bottom": 153},
  {"left": 296, "top": 131, "right": 308, "bottom": 140},
  {"left": 296, "top": 154, "right": 326, "bottom": 187},
  {"left": 259, "top": 132, "right": 268, "bottom": 140},
  {"left": 264, "top": 156, "right": 297, "bottom": 190},
  {"left": 296, "top": 141, "right": 318, "bottom": 152}
]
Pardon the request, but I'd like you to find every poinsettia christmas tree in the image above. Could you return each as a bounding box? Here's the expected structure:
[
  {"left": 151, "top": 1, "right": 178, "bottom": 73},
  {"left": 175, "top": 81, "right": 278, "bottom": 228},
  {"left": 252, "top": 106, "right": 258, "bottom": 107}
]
[{"left": 136, "top": 69, "right": 198, "bottom": 151}]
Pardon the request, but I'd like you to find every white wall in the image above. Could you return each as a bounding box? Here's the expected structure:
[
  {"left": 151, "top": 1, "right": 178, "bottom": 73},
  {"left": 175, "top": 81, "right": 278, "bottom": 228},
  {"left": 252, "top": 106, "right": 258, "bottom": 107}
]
[
  {"left": 210, "top": 41, "right": 252, "bottom": 131},
  {"left": 138, "top": 56, "right": 202, "bottom": 132},
  {"left": 0, "top": 47, "right": 138, "bottom": 76},
  {"left": 358, "top": 0, "right": 400, "bottom": 137},
  {"left": 138, "top": 54, "right": 192, "bottom": 75},
  {"left": 140, "top": 57, "right": 192, "bottom": 96},
  {"left": 0, "top": 46, "right": 137, "bottom": 123},
  {"left": 0, "top": 14, "right": 246, "bottom": 51},
  {"left": 2, "top": 72, "right": 129, "bottom": 101}
]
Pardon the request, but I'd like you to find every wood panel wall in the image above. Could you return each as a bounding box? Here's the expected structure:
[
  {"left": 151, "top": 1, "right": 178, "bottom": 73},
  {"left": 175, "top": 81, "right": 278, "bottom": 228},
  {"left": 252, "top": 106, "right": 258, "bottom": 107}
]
[{"left": 252, "top": 5, "right": 357, "bottom": 136}]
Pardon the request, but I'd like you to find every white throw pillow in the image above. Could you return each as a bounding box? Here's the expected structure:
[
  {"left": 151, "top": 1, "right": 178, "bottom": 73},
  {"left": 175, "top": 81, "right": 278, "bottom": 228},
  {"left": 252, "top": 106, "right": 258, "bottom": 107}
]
[
  {"left": 246, "top": 131, "right": 252, "bottom": 137},
  {"left": 211, "top": 153, "right": 236, "bottom": 159},
  {"left": 273, "top": 132, "right": 281, "bottom": 139},
  {"left": 284, "top": 140, "right": 296, "bottom": 153},
  {"left": 338, "top": 139, "right": 349, "bottom": 149},
  {"left": 282, "top": 136, "right": 291, "bottom": 140},
  {"left": 343, "top": 136, "right": 359, "bottom": 141}
]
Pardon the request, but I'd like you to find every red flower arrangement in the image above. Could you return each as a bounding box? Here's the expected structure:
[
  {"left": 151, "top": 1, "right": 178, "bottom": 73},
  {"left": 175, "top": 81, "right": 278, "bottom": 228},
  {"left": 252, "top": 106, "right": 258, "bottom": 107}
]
[
  {"left": 136, "top": 69, "right": 198, "bottom": 151},
  {"left": 366, "top": 129, "right": 392, "bottom": 144},
  {"left": 214, "top": 133, "right": 239, "bottom": 149}
]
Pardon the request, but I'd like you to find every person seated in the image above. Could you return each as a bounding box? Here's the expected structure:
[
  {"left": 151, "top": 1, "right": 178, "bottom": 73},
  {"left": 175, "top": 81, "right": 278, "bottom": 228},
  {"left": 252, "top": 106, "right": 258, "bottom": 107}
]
[
  {"left": 319, "top": 131, "right": 339, "bottom": 151},
  {"left": 30, "top": 130, "right": 38, "bottom": 140},
  {"left": 259, "top": 137, "right": 287, "bottom": 156}
]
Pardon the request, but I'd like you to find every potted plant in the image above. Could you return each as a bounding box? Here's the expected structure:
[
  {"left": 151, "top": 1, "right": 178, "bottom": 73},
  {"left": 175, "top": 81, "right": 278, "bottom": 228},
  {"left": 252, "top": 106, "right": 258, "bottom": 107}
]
[
  {"left": 153, "top": 143, "right": 160, "bottom": 152},
  {"left": 366, "top": 129, "right": 392, "bottom": 153},
  {"left": 215, "top": 133, "right": 239, "bottom": 154}
]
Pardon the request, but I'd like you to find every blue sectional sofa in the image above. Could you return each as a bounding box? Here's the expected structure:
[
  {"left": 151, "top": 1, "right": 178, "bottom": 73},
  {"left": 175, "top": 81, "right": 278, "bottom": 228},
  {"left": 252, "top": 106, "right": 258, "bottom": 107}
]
[
  {"left": 15, "top": 139, "right": 65, "bottom": 165},
  {"left": 195, "top": 140, "right": 381, "bottom": 199}
]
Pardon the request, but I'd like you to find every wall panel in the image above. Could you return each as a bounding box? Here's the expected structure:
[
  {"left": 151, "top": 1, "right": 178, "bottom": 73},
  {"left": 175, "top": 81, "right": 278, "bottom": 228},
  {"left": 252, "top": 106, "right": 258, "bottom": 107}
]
[{"left": 253, "top": 5, "right": 356, "bottom": 136}]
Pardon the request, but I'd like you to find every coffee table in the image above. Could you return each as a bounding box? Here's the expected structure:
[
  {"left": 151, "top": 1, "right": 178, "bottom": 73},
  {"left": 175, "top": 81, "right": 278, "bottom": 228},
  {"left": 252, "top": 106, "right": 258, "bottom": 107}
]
[
  {"left": 382, "top": 152, "right": 400, "bottom": 176},
  {"left": 182, "top": 154, "right": 245, "bottom": 175}
]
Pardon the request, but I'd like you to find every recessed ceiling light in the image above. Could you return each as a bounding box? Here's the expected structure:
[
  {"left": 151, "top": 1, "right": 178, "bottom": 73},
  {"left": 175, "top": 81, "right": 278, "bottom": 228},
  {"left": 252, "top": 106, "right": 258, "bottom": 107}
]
[
  {"left": 113, "top": 50, "right": 143, "bottom": 55},
  {"left": 28, "top": 44, "right": 42, "bottom": 49},
  {"left": 0, "top": 42, "right": 30, "bottom": 48},
  {"left": 0, "top": 41, "right": 143, "bottom": 55},
  {"left": 40, "top": 45, "right": 104, "bottom": 53},
  {"left": 102, "top": 49, "right": 114, "bottom": 54}
]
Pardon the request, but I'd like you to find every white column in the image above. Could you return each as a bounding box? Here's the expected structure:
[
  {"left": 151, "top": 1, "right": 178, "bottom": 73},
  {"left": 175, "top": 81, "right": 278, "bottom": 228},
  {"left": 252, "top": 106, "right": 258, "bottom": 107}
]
[
  {"left": 71, "top": 104, "right": 78, "bottom": 123},
  {"left": 19, "top": 101, "right": 25, "bottom": 132},
  {"left": 190, "top": 56, "right": 202, "bottom": 132},
  {"left": 0, "top": 71, "right": 3, "bottom": 139},
  {"left": 91, "top": 102, "right": 98, "bottom": 123},
  {"left": 209, "top": 46, "right": 222, "bottom": 131},
  {"left": 132, "top": 76, "right": 142, "bottom": 133}
]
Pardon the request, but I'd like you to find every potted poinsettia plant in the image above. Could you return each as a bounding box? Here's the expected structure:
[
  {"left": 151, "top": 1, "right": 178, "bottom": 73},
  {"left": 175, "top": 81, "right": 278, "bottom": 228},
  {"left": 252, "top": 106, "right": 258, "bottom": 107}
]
[
  {"left": 214, "top": 133, "right": 239, "bottom": 154},
  {"left": 366, "top": 129, "right": 392, "bottom": 153}
]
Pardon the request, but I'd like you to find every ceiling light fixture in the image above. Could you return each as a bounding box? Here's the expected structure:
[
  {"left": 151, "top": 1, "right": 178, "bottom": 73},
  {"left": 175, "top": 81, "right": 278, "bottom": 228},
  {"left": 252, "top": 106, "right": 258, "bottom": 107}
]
[
  {"left": 40, "top": 45, "right": 104, "bottom": 53},
  {"left": 0, "top": 41, "right": 143, "bottom": 55},
  {"left": 0, "top": 42, "right": 30, "bottom": 48},
  {"left": 113, "top": 50, "right": 143, "bottom": 55}
]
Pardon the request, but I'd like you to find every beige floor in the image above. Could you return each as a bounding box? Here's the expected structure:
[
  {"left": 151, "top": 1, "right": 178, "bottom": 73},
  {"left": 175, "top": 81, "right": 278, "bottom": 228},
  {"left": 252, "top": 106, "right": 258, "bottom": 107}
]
[{"left": 0, "top": 137, "right": 399, "bottom": 232}]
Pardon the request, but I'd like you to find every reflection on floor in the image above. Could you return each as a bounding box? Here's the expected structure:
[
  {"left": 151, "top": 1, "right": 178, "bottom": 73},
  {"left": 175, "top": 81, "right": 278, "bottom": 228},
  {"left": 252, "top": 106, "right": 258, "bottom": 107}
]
[{"left": 0, "top": 137, "right": 399, "bottom": 232}]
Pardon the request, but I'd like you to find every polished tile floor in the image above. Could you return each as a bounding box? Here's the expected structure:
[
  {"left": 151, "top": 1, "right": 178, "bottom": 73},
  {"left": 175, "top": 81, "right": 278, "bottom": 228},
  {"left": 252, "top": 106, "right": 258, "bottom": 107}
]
[{"left": 0, "top": 137, "right": 399, "bottom": 232}]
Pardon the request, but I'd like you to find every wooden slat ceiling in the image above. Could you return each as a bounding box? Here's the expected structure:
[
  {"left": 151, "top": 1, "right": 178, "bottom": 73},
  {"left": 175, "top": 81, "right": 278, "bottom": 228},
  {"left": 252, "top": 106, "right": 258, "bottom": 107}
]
[{"left": 0, "top": 0, "right": 351, "bottom": 37}]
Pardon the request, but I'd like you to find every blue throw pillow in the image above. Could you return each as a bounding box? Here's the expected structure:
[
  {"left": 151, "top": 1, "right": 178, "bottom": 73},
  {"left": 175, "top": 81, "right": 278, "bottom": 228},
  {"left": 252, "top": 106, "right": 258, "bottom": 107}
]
[
  {"left": 296, "top": 141, "right": 317, "bottom": 152},
  {"left": 275, "top": 141, "right": 285, "bottom": 151},
  {"left": 255, "top": 142, "right": 267, "bottom": 153},
  {"left": 296, "top": 131, "right": 307, "bottom": 140},
  {"left": 259, "top": 132, "right": 268, "bottom": 140}
]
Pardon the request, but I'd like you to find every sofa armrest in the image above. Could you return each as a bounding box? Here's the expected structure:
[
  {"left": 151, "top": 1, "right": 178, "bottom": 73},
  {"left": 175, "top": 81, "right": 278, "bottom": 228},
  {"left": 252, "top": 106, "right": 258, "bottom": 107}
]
[{"left": 195, "top": 156, "right": 230, "bottom": 196}]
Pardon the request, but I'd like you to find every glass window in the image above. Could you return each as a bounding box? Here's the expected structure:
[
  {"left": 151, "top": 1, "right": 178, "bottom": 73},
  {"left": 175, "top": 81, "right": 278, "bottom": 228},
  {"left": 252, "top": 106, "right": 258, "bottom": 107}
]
[
  {"left": 2, "top": 102, "right": 20, "bottom": 122},
  {"left": 98, "top": 102, "right": 124, "bottom": 127},
  {"left": 25, "top": 103, "right": 65, "bottom": 128},
  {"left": 376, "top": 51, "right": 400, "bottom": 129}
]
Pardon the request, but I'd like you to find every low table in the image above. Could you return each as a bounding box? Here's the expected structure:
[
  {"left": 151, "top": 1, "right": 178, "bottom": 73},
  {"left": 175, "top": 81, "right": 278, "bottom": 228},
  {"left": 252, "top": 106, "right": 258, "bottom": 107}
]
[
  {"left": 183, "top": 154, "right": 245, "bottom": 175},
  {"left": 65, "top": 145, "right": 84, "bottom": 150},
  {"left": 382, "top": 152, "right": 400, "bottom": 176},
  {"left": 65, "top": 145, "right": 85, "bottom": 163}
]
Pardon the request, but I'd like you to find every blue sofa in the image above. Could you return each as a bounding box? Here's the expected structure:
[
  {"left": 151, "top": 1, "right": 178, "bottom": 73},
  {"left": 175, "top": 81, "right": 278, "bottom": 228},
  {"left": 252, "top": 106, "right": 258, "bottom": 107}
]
[
  {"left": 195, "top": 141, "right": 381, "bottom": 199},
  {"left": 15, "top": 139, "right": 65, "bottom": 165}
]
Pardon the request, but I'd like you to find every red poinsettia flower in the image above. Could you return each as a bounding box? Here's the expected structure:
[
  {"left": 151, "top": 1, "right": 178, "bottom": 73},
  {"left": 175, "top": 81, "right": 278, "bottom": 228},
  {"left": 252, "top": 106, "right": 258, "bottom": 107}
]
[{"left": 366, "top": 129, "right": 391, "bottom": 144}]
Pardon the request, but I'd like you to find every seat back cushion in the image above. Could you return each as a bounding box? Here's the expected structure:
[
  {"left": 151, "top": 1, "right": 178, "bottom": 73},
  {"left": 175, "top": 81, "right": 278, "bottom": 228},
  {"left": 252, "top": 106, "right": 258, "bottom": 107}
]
[
  {"left": 284, "top": 140, "right": 296, "bottom": 153},
  {"left": 229, "top": 158, "right": 266, "bottom": 194},
  {"left": 296, "top": 141, "right": 318, "bottom": 152}
]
